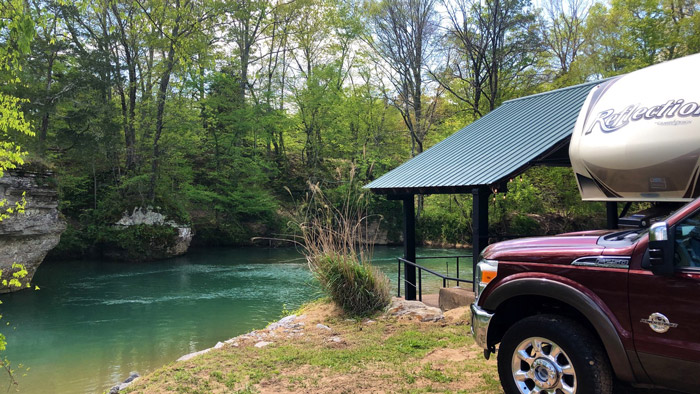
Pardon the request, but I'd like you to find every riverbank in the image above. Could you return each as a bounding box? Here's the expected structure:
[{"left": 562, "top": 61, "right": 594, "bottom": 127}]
[{"left": 122, "top": 298, "right": 501, "bottom": 394}]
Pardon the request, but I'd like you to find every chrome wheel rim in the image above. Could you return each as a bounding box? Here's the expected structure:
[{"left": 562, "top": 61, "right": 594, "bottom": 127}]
[{"left": 511, "top": 337, "right": 576, "bottom": 394}]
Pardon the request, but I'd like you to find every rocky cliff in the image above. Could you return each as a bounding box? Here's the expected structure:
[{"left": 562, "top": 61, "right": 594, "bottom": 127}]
[{"left": 0, "top": 168, "right": 66, "bottom": 292}]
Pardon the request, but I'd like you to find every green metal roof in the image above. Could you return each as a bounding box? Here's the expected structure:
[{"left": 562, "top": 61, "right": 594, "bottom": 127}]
[{"left": 365, "top": 79, "right": 606, "bottom": 195}]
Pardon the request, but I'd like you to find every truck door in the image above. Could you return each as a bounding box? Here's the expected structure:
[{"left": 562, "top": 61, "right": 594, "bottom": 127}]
[{"left": 628, "top": 212, "right": 700, "bottom": 392}]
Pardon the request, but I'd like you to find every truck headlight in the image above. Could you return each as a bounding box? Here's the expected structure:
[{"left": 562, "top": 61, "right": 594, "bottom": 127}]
[{"left": 475, "top": 259, "right": 498, "bottom": 298}]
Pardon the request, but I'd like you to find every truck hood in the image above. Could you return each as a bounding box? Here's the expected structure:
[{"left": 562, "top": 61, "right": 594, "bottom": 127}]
[{"left": 482, "top": 235, "right": 606, "bottom": 265}]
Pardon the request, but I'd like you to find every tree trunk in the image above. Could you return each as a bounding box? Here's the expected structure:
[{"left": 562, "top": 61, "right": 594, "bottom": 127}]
[
  {"left": 149, "top": 40, "right": 178, "bottom": 202},
  {"left": 112, "top": 5, "right": 138, "bottom": 172},
  {"left": 38, "top": 52, "right": 56, "bottom": 155}
]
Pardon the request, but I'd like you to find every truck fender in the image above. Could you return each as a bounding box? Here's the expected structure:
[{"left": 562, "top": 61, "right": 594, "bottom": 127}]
[{"left": 482, "top": 277, "right": 636, "bottom": 383}]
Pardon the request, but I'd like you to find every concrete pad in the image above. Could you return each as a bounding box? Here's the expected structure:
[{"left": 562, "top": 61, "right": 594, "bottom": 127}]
[{"left": 439, "top": 287, "right": 475, "bottom": 311}]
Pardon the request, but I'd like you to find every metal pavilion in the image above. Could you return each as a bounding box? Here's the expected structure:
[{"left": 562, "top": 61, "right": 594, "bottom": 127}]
[{"left": 365, "top": 79, "right": 619, "bottom": 300}]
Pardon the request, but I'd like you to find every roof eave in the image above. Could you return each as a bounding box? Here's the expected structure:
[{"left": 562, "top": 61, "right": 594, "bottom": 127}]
[{"left": 367, "top": 185, "right": 486, "bottom": 196}]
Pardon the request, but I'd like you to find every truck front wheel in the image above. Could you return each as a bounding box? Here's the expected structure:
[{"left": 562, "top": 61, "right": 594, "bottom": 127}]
[{"left": 497, "top": 314, "right": 613, "bottom": 394}]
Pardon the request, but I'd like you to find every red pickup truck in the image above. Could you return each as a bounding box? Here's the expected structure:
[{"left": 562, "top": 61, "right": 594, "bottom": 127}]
[{"left": 471, "top": 197, "right": 700, "bottom": 394}]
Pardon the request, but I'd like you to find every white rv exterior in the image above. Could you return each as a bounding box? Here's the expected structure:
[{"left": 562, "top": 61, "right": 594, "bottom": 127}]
[{"left": 570, "top": 53, "right": 700, "bottom": 202}]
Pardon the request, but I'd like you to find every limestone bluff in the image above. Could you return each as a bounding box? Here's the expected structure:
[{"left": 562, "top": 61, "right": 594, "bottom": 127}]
[{"left": 0, "top": 167, "right": 66, "bottom": 293}]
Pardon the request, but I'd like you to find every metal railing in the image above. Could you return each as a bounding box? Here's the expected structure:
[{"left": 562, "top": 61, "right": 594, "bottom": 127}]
[{"left": 397, "top": 255, "right": 473, "bottom": 301}]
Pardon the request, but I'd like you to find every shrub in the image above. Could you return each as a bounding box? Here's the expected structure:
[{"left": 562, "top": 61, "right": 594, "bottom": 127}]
[
  {"left": 47, "top": 223, "right": 92, "bottom": 260},
  {"left": 99, "top": 224, "right": 178, "bottom": 261},
  {"left": 310, "top": 253, "right": 390, "bottom": 316}
]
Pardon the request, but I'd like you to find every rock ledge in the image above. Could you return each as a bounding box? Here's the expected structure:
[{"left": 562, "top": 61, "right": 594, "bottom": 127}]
[{"left": 0, "top": 169, "right": 66, "bottom": 292}]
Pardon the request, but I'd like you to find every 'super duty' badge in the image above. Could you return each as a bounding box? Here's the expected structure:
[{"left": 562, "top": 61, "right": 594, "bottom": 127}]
[{"left": 641, "top": 313, "right": 678, "bottom": 333}]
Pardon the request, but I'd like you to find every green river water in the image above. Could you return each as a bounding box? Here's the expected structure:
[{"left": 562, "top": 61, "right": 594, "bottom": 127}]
[{"left": 0, "top": 246, "right": 471, "bottom": 394}]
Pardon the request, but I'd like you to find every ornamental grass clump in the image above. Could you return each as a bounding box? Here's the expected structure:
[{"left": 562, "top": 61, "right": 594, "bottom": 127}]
[
  {"left": 295, "top": 168, "right": 390, "bottom": 317},
  {"left": 310, "top": 252, "right": 390, "bottom": 316}
]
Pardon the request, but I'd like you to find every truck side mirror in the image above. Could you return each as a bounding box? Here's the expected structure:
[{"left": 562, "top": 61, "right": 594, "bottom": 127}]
[{"left": 647, "top": 222, "right": 674, "bottom": 275}]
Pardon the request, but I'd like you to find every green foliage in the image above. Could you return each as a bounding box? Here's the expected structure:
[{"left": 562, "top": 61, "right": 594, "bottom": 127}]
[
  {"left": 0, "top": 0, "right": 34, "bottom": 224},
  {"left": 416, "top": 167, "right": 608, "bottom": 245},
  {"left": 48, "top": 223, "right": 93, "bottom": 259},
  {"left": 0, "top": 2, "right": 37, "bottom": 388},
  {"left": 7, "top": 0, "right": 698, "bottom": 257},
  {"left": 417, "top": 195, "right": 472, "bottom": 245},
  {"left": 508, "top": 214, "right": 540, "bottom": 235},
  {"left": 0, "top": 190, "right": 26, "bottom": 222},
  {"left": 584, "top": 0, "right": 699, "bottom": 77},
  {"left": 0, "top": 262, "right": 33, "bottom": 389},
  {"left": 0, "top": 263, "right": 29, "bottom": 290},
  {"left": 98, "top": 225, "right": 179, "bottom": 262},
  {"left": 490, "top": 167, "right": 606, "bottom": 236}
]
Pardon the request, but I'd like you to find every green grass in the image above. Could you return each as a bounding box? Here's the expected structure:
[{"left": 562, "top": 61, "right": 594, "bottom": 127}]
[
  {"left": 420, "top": 365, "right": 453, "bottom": 383},
  {"left": 124, "top": 300, "right": 502, "bottom": 394}
]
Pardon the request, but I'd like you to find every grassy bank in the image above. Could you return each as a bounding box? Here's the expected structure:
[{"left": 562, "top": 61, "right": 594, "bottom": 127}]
[{"left": 124, "top": 299, "right": 500, "bottom": 394}]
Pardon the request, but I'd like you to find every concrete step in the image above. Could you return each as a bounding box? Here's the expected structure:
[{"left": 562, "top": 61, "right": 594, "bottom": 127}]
[
  {"left": 400, "top": 287, "right": 475, "bottom": 311},
  {"left": 438, "top": 287, "right": 475, "bottom": 311}
]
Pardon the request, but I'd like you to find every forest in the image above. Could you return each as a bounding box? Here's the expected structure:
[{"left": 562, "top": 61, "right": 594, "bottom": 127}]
[{"left": 2, "top": 0, "right": 699, "bottom": 257}]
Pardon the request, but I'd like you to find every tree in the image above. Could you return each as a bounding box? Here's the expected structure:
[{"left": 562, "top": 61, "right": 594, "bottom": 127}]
[
  {"left": 438, "top": 0, "right": 543, "bottom": 118},
  {"left": 0, "top": 0, "right": 35, "bottom": 385},
  {"left": 258, "top": 0, "right": 294, "bottom": 161},
  {"left": 371, "top": 0, "right": 441, "bottom": 156},
  {"left": 540, "top": 0, "right": 589, "bottom": 78},
  {"left": 285, "top": 0, "right": 362, "bottom": 171},
  {"left": 58, "top": 0, "right": 141, "bottom": 175},
  {"left": 12, "top": 0, "right": 696, "bottom": 261},
  {"left": 25, "top": 0, "right": 69, "bottom": 154},
  {"left": 584, "top": 0, "right": 699, "bottom": 77},
  {"left": 134, "top": 0, "right": 224, "bottom": 201},
  {"left": 0, "top": 0, "right": 34, "bottom": 178},
  {"left": 110, "top": 0, "right": 144, "bottom": 172},
  {"left": 228, "top": 0, "right": 268, "bottom": 101}
]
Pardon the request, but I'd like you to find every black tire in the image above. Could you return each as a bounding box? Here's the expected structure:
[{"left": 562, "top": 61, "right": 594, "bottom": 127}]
[{"left": 497, "top": 314, "right": 613, "bottom": 394}]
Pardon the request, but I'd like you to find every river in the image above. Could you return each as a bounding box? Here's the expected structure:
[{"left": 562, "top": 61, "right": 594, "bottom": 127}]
[{"left": 0, "top": 246, "right": 471, "bottom": 394}]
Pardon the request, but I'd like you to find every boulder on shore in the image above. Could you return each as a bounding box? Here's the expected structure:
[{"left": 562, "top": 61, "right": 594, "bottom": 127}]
[
  {"left": 103, "top": 207, "right": 193, "bottom": 262},
  {"left": 0, "top": 168, "right": 66, "bottom": 293},
  {"left": 109, "top": 371, "right": 140, "bottom": 393},
  {"left": 386, "top": 297, "right": 444, "bottom": 322}
]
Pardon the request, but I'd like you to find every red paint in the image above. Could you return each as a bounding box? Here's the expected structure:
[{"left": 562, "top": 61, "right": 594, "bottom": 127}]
[
  {"left": 484, "top": 236, "right": 604, "bottom": 264},
  {"left": 477, "top": 196, "right": 700, "bottom": 392},
  {"left": 556, "top": 229, "right": 616, "bottom": 237}
]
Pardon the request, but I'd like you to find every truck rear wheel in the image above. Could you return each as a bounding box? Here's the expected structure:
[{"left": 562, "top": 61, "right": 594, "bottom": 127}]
[{"left": 497, "top": 314, "right": 613, "bottom": 394}]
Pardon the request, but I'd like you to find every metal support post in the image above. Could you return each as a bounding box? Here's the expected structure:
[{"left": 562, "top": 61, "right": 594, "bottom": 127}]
[
  {"left": 472, "top": 187, "right": 490, "bottom": 292},
  {"left": 403, "top": 195, "right": 417, "bottom": 300}
]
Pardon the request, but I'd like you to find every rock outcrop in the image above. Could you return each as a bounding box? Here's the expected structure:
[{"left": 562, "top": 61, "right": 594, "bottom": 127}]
[
  {"left": 0, "top": 168, "right": 66, "bottom": 292},
  {"left": 105, "top": 207, "right": 193, "bottom": 261},
  {"left": 386, "top": 297, "right": 444, "bottom": 322}
]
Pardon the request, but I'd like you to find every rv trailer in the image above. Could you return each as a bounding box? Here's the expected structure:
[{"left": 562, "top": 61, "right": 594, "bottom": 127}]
[{"left": 570, "top": 53, "right": 700, "bottom": 202}]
